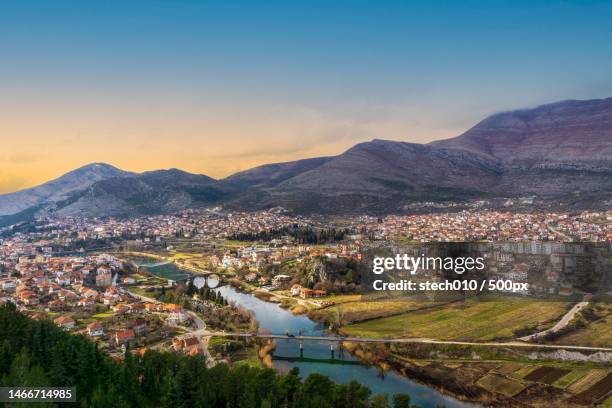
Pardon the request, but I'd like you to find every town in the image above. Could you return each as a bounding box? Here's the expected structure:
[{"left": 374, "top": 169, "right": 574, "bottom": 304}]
[
  {"left": 0, "top": 205, "right": 610, "bottom": 408},
  {"left": 0, "top": 208, "right": 609, "bottom": 358}
]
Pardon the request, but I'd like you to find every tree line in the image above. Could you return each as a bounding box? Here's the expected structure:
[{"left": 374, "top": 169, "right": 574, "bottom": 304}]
[
  {"left": 159, "top": 283, "right": 229, "bottom": 307},
  {"left": 0, "top": 303, "right": 422, "bottom": 407},
  {"left": 230, "top": 224, "right": 351, "bottom": 244}
]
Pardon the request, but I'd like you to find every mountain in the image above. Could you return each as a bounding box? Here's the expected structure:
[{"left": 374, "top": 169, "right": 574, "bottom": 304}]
[
  {"left": 52, "top": 169, "right": 229, "bottom": 218},
  {"left": 223, "top": 157, "right": 333, "bottom": 189},
  {"left": 430, "top": 98, "right": 612, "bottom": 201},
  {"left": 432, "top": 97, "right": 612, "bottom": 170},
  {"left": 0, "top": 163, "right": 131, "bottom": 216},
  {"left": 226, "top": 140, "right": 502, "bottom": 213},
  {"left": 1, "top": 97, "right": 610, "bottom": 219},
  {"left": 227, "top": 97, "right": 612, "bottom": 213}
]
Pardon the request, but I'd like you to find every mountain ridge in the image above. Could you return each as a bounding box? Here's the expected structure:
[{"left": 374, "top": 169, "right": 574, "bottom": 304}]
[
  {"left": 431, "top": 97, "right": 612, "bottom": 169},
  {"left": 1, "top": 96, "right": 611, "bottom": 219},
  {"left": 0, "top": 163, "right": 132, "bottom": 217}
]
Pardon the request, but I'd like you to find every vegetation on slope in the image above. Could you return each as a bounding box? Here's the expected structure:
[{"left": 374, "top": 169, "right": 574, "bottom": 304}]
[{"left": 0, "top": 303, "right": 416, "bottom": 408}]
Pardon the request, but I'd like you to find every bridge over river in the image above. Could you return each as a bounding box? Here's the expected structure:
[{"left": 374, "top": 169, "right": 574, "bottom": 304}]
[{"left": 191, "top": 330, "right": 612, "bottom": 353}]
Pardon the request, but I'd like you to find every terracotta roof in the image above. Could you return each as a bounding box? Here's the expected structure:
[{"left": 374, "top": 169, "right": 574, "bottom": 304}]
[
  {"left": 183, "top": 337, "right": 200, "bottom": 347},
  {"left": 115, "top": 329, "right": 135, "bottom": 341},
  {"left": 54, "top": 316, "right": 75, "bottom": 325}
]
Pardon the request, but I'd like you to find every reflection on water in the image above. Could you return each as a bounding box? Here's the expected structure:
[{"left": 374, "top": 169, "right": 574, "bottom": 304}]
[
  {"left": 215, "top": 285, "right": 475, "bottom": 408},
  {"left": 131, "top": 257, "right": 190, "bottom": 281},
  {"left": 129, "top": 257, "right": 476, "bottom": 407}
]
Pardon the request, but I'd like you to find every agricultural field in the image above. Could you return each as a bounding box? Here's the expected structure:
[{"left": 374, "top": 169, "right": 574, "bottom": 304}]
[
  {"left": 341, "top": 298, "right": 568, "bottom": 341},
  {"left": 511, "top": 365, "right": 540, "bottom": 379},
  {"left": 92, "top": 311, "right": 114, "bottom": 319},
  {"left": 383, "top": 348, "right": 611, "bottom": 407},
  {"left": 219, "top": 239, "right": 252, "bottom": 248},
  {"left": 317, "top": 294, "right": 363, "bottom": 304},
  {"left": 463, "top": 362, "right": 611, "bottom": 406},
  {"left": 568, "top": 372, "right": 612, "bottom": 406},
  {"left": 494, "top": 362, "right": 524, "bottom": 375},
  {"left": 476, "top": 373, "right": 526, "bottom": 397},
  {"left": 567, "top": 369, "right": 610, "bottom": 394},
  {"left": 552, "top": 368, "right": 591, "bottom": 389},
  {"left": 524, "top": 366, "right": 571, "bottom": 384},
  {"left": 310, "top": 298, "right": 431, "bottom": 324}
]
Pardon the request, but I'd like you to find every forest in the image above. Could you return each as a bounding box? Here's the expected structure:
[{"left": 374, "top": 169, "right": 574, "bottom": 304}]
[{"left": 0, "top": 304, "right": 419, "bottom": 407}]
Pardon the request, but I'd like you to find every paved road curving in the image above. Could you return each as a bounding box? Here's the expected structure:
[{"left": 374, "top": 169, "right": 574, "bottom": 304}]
[{"left": 519, "top": 295, "right": 591, "bottom": 341}]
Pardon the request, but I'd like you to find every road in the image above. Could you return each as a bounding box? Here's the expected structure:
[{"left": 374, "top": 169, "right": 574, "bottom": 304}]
[
  {"left": 127, "top": 289, "right": 207, "bottom": 330},
  {"left": 127, "top": 290, "right": 610, "bottom": 359},
  {"left": 187, "top": 330, "right": 612, "bottom": 352},
  {"left": 547, "top": 224, "right": 572, "bottom": 241},
  {"left": 127, "top": 289, "right": 212, "bottom": 364},
  {"left": 126, "top": 290, "right": 160, "bottom": 304},
  {"left": 519, "top": 296, "right": 591, "bottom": 341}
]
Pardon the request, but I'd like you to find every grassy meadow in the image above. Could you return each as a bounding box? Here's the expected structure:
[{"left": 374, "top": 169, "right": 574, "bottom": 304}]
[{"left": 340, "top": 297, "right": 568, "bottom": 341}]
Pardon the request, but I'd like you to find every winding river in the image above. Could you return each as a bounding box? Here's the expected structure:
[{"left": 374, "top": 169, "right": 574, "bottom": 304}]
[
  {"left": 214, "top": 285, "right": 474, "bottom": 408},
  {"left": 135, "top": 259, "right": 474, "bottom": 407}
]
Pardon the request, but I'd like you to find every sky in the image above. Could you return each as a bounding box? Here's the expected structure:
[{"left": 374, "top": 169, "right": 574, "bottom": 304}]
[{"left": 1, "top": 0, "right": 612, "bottom": 193}]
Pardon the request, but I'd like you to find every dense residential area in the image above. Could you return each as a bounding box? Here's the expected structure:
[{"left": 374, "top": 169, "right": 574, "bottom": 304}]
[
  {"left": 0, "top": 252, "right": 198, "bottom": 357},
  {"left": 0, "top": 207, "right": 610, "bottom": 406}
]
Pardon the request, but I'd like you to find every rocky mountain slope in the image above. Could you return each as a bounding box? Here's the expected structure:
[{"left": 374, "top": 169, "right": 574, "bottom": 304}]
[
  {"left": 432, "top": 97, "right": 612, "bottom": 170},
  {"left": 51, "top": 169, "right": 229, "bottom": 218},
  {"left": 227, "top": 140, "right": 503, "bottom": 213},
  {"left": 223, "top": 156, "right": 333, "bottom": 189},
  {"left": 0, "top": 163, "right": 131, "bottom": 216}
]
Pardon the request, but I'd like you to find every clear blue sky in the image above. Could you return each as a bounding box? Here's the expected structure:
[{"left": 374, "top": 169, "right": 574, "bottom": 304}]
[{"left": 1, "top": 0, "right": 611, "bottom": 190}]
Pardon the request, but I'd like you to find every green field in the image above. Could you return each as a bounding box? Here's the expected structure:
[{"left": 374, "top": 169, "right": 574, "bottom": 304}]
[
  {"left": 600, "top": 395, "right": 612, "bottom": 407},
  {"left": 312, "top": 298, "right": 430, "bottom": 324},
  {"left": 567, "top": 369, "right": 610, "bottom": 394},
  {"left": 476, "top": 373, "right": 526, "bottom": 397},
  {"left": 92, "top": 311, "right": 114, "bottom": 319},
  {"left": 512, "top": 365, "right": 540, "bottom": 379},
  {"left": 341, "top": 298, "right": 568, "bottom": 341},
  {"left": 553, "top": 368, "right": 591, "bottom": 389},
  {"left": 495, "top": 362, "right": 524, "bottom": 375}
]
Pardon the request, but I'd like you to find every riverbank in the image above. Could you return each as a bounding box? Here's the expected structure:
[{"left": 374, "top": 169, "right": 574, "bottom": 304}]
[
  {"left": 116, "top": 256, "right": 611, "bottom": 406},
  {"left": 339, "top": 341, "right": 612, "bottom": 406},
  {"left": 213, "top": 284, "right": 475, "bottom": 408},
  {"left": 119, "top": 250, "right": 213, "bottom": 275},
  {"left": 128, "top": 263, "right": 492, "bottom": 405}
]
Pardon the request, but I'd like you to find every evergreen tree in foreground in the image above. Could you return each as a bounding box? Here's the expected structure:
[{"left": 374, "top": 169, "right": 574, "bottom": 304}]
[{"left": 0, "top": 303, "right": 418, "bottom": 407}]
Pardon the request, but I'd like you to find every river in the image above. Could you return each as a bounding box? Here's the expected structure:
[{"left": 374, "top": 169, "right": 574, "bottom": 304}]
[
  {"left": 215, "top": 285, "right": 474, "bottom": 408},
  {"left": 131, "top": 257, "right": 191, "bottom": 281},
  {"left": 134, "top": 258, "right": 474, "bottom": 407}
]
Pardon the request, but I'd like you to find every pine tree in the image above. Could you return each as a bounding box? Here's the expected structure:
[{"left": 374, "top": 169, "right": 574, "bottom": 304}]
[{"left": 392, "top": 394, "right": 411, "bottom": 408}]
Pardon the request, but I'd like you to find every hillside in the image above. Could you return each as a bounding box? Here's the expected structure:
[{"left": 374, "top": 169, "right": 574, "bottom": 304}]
[
  {"left": 0, "top": 163, "right": 131, "bottom": 216},
  {"left": 227, "top": 140, "right": 502, "bottom": 213},
  {"left": 432, "top": 97, "right": 612, "bottom": 170},
  {"left": 52, "top": 169, "right": 230, "bottom": 218},
  {"left": 223, "top": 156, "right": 334, "bottom": 189}
]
